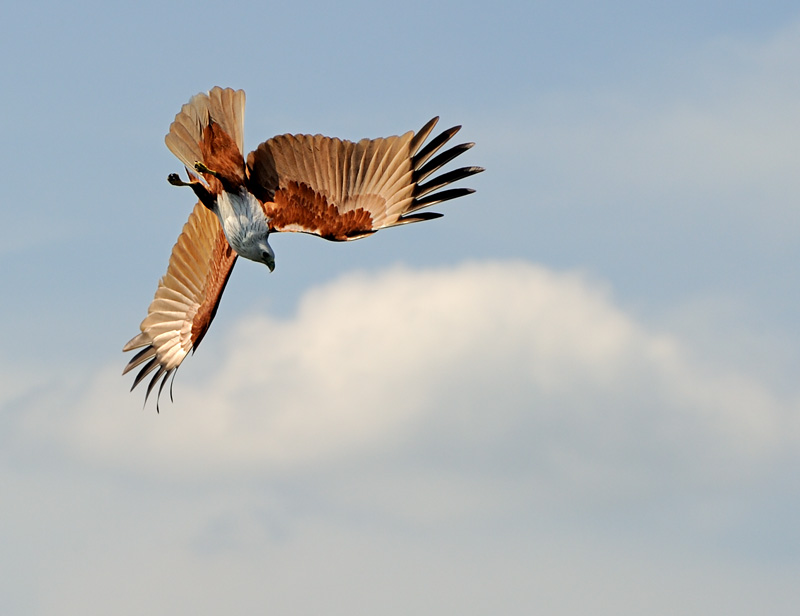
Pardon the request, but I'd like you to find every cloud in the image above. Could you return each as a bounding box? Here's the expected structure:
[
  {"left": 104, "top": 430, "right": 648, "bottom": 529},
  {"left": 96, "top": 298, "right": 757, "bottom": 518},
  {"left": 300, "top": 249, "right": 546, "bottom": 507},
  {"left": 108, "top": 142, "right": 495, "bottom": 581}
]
[
  {"left": 25, "top": 261, "right": 796, "bottom": 496},
  {"left": 8, "top": 260, "right": 800, "bottom": 615}
]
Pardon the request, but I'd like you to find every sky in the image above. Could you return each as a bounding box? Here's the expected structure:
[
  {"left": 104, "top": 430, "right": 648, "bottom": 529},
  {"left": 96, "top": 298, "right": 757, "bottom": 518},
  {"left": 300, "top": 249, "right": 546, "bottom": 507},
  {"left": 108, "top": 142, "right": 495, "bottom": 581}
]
[{"left": 1, "top": 0, "right": 800, "bottom": 614}]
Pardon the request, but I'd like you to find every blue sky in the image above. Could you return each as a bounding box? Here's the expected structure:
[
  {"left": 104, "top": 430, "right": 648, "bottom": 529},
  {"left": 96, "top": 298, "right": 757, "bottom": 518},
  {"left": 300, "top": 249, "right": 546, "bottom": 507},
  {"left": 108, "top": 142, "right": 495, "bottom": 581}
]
[{"left": 2, "top": 1, "right": 800, "bottom": 614}]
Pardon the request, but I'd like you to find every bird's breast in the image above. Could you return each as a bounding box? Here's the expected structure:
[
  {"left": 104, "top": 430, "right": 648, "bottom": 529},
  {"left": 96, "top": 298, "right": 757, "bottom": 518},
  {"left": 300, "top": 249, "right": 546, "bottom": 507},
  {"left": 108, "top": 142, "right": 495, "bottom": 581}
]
[{"left": 215, "top": 189, "right": 270, "bottom": 256}]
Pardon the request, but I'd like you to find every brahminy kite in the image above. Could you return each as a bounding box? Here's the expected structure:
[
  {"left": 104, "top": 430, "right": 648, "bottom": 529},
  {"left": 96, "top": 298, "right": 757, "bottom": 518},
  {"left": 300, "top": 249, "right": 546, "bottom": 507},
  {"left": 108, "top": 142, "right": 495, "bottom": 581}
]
[{"left": 123, "top": 87, "right": 483, "bottom": 408}]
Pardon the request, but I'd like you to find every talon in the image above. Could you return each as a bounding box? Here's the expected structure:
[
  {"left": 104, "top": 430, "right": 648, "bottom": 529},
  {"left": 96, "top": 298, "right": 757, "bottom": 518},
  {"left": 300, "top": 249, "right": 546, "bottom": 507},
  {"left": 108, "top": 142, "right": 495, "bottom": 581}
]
[
  {"left": 194, "top": 161, "right": 219, "bottom": 178},
  {"left": 167, "top": 173, "right": 188, "bottom": 186}
]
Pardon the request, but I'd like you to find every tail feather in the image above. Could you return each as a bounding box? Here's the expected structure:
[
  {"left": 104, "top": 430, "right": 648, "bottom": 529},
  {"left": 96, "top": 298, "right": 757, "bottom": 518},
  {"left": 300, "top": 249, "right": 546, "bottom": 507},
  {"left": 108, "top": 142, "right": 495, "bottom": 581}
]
[{"left": 164, "top": 87, "right": 246, "bottom": 175}]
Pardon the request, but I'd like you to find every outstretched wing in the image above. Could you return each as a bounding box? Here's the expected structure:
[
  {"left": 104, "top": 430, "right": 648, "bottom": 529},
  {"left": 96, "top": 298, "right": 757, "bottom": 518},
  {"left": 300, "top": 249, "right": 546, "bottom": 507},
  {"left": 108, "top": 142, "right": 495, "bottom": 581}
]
[
  {"left": 122, "top": 203, "right": 237, "bottom": 407},
  {"left": 246, "top": 118, "right": 483, "bottom": 241}
]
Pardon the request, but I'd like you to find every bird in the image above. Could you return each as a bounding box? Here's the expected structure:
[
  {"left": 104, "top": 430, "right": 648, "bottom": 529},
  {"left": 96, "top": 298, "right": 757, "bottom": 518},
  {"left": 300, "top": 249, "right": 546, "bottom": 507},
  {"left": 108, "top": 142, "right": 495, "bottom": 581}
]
[{"left": 123, "top": 87, "right": 484, "bottom": 409}]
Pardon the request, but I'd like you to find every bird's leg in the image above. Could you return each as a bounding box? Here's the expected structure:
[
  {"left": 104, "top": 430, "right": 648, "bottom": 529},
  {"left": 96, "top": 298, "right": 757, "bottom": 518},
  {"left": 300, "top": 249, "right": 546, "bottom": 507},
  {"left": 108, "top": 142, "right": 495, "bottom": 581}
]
[{"left": 166, "top": 170, "right": 216, "bottom": 212}]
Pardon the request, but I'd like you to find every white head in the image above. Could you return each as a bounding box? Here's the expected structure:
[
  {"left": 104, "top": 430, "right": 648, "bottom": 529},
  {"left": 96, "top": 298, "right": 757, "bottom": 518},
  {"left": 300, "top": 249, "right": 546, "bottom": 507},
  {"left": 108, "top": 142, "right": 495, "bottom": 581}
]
[
  {"left": 257, "top": 238, "right": 276, "bottom": 272},
  {"left": 235, "top": 234, "right": 275, "bottom": 271}
]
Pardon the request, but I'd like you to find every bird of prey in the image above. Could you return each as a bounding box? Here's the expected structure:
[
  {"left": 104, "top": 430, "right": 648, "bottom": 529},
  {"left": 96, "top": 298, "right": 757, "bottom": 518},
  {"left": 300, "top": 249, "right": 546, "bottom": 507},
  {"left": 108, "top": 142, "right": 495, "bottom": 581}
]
[{"left": 123, "top": 87, "right": 483, "bottom": 408}]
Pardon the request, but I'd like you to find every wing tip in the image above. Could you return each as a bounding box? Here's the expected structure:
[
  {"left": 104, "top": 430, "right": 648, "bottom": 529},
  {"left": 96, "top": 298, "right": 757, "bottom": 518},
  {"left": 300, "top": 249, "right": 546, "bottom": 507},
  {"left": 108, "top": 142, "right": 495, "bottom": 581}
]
[
  {"left": 393, "top": 211, "right": 445, "bottom": 227},
  {"left": 122, "top": 332, "right": 149, "bottom": 353}
]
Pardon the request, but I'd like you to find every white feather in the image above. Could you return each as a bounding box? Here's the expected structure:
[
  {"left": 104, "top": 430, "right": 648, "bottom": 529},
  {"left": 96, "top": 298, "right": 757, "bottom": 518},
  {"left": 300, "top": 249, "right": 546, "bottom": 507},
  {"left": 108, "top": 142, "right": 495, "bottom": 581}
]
[{"left": 215, "top": 189, "right": 274, "bottom": 267}]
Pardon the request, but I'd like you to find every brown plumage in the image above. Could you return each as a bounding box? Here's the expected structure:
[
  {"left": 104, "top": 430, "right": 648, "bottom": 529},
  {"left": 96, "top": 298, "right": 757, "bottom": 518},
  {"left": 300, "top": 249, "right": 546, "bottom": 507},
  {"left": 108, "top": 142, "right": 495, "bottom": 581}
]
[{"left": 124, "top": 87, "right": 483, "bottom": 408}]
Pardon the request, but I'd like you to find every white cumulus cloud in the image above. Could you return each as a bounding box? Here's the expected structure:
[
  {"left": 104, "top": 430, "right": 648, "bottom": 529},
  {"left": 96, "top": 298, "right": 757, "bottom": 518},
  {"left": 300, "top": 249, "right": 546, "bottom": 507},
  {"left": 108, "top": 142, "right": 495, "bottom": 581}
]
[
  {"left": 32, "top": 261, "right": 795, "bottom": 497},
  {"left": 7, "top": 263, "right": 800, "bottom": 616}
]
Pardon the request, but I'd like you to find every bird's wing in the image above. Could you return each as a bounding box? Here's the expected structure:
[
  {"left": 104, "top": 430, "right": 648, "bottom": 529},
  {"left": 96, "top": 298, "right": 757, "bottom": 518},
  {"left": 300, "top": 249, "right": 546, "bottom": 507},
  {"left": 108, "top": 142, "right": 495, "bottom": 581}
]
[
  {"left": 246, "top": 118, "right": 484, "bottom": 241},
  {"left": 123, "top": 202, "right": 237, "bottom": 407},
  {"left": 165, "top": 86, "right": 247, "bottom": 189}
]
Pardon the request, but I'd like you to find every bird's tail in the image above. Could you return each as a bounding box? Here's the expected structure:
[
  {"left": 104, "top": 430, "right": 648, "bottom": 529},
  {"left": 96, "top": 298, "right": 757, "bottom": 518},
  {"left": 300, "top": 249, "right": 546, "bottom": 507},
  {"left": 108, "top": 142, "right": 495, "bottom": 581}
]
[{"left": 164, "top": 87, "right": 247, "bottom": 185}]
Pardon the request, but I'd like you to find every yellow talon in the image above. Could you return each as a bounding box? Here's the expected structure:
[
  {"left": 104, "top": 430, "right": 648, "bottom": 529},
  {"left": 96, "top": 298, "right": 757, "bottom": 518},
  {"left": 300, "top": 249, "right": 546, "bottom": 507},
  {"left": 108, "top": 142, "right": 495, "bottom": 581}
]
[{"left": 194, "top": 161, "right": 219, "bottom": 178}]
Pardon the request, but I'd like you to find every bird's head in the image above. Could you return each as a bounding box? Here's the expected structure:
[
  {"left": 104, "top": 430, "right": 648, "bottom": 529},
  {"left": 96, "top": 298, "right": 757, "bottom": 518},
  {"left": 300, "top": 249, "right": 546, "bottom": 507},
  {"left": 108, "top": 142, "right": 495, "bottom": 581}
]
[{"left": 258, "top": 239, "right": 276, "bottom": 272}]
